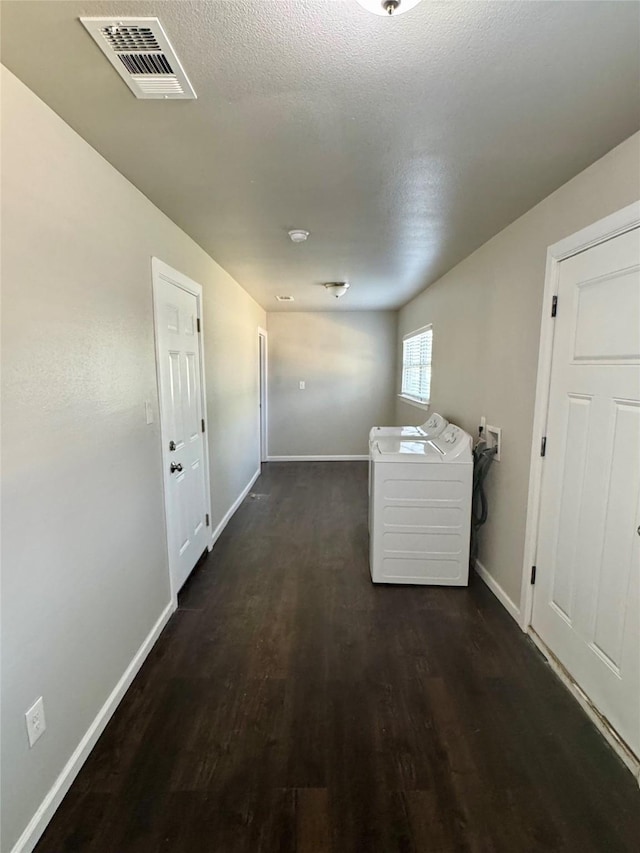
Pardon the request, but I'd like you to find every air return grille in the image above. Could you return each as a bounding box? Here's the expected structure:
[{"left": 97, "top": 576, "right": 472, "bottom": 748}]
[
  {"left": 118, "top": 54, "right": 174, "bottom": 76},
  {"left": 80, "top": 17, "right": 196, "bottom": 100}
]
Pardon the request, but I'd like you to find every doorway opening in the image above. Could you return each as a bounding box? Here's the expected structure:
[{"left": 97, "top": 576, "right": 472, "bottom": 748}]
[
  {"left": 152, "top": 258, "right": 213, "bottom": 600},
  {"left": 258, "top": 327, "right": 268, "bottom": 463}
]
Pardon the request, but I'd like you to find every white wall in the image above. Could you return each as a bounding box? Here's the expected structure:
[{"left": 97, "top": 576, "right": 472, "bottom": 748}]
[
  {"left": 397, "top": 131, "right": 640, "bottom": 610},
  {"left": 267, "top": 311, "right": 397, "bottom": 458},
  {"left": 0, "top": 67, "right": 265, "bottom": 853}
]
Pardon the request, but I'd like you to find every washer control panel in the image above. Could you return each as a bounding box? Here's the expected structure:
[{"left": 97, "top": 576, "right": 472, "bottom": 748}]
[{"left": 442, "top": 426, "right": 460, "bottom": 444}]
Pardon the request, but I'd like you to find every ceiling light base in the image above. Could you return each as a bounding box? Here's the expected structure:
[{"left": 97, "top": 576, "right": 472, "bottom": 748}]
[
  {"left": 356, "top": 0, "right": 422, "bottom": 16},
  {"left": 324, "top": 282, "right": 350, "bottom": 299},
  {"left": 288, "top": 229, "right": 310, "bottom": 243}
]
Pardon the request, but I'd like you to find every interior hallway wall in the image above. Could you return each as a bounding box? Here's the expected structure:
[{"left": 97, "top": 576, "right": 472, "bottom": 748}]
[
  {"left": 1, "top": 67, "right": 265, "bottom": 853},
  {"left": 267, "top": 311, "right": 397, "bottom": 457},
  {"left": 396, "top": 131, "right": 640, "bottom": 611}
]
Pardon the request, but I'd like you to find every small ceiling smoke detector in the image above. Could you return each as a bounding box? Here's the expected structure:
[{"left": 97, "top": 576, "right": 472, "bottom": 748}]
[
  {"left": 80, "top": 17, "right": 196, "bottom": 99},
  {"left": 355, "top": 0, "right": 422, "bottom": 15},
  {"left": 288, "top": 229, "right": 310, "bottom": 243},
  {"left": 276, "top": 295, "right": 295, "bottom": 302},
  {"left": 324, "top": 282, "right": 351, "bottom": 299}
]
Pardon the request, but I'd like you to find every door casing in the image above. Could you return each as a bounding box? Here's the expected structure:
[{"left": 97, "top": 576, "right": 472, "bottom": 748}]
[
  {"left": 258, "top": 327, "right": 268, "bottom": 463},
  {"left": 152, "top": 257, "right": 213, "bottom": 604},
  {"left": 520, "top": 200, "right": 640, "bottom": 631}
]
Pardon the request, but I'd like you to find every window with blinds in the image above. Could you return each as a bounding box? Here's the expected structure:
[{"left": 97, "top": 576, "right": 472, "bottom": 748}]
[{"left": 401, "top": 325, "right": 433, "bottom": 404}]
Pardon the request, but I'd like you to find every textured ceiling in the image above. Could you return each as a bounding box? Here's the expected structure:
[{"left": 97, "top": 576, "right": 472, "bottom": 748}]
[{"left": 2, "top": 1, "right": 639, "bottom": 311}]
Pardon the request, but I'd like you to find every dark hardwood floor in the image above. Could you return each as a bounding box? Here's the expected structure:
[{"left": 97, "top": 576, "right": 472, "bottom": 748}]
[{"left": 35, "top": 462, "right": 640, "bottom": 852}]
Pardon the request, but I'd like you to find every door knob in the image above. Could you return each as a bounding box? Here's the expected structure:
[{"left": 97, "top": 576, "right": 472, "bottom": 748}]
[{"left": 170, "top": 462, "right": 183, "bottom": 473}]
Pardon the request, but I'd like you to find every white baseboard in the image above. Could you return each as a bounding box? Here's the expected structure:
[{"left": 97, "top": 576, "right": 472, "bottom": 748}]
[
  {"left": 474, "top": 559, "right": 521, "bottom": 624},
  {"left": 11, "top": 600, "right": 175, "bottom": 853},
  {"left": 210, "top": 467, "right": 261, "bottom": 547},
  {"left": 266, "top": 455, "right": 368, "bottom": 462},
  {"left": 529, "top": 629, "right": 640, "bottom": 783}
]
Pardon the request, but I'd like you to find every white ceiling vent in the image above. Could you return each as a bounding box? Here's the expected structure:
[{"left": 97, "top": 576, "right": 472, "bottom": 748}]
[
  {"left": 80, "top": 17, "right": 196, "bottom": 100},
  {"left": 276, "top": 295, "right": 295, "bottom": 302}
]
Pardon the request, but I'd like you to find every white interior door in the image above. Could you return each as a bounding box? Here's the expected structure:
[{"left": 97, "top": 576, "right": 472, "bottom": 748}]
[
  {"left": 532, "top": 226, "right": 640, "bottom": 758},
  {"left": 153, "top": 269, "right": 210, "bottom": 595}
]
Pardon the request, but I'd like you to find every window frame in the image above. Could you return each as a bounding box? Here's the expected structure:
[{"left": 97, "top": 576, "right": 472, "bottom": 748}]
[{"left": 399, "top": 323, "right": 433, "bottom": 410}]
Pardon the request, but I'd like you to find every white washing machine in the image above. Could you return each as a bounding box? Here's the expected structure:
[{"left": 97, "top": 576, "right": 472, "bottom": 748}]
[
  {"left": 369, "top": 424, "right": 473, "bottom": 586},
  {"left": 368, "top": 413, "right": 449, "bottom": 496}
]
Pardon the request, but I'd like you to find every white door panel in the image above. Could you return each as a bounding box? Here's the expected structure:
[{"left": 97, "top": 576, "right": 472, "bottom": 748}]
[
  {"left": 154, "top": 274, "right": 209, "bottom": 594},
  {"left": 533, "top": 227, "right": 640, "bottom": 758}
]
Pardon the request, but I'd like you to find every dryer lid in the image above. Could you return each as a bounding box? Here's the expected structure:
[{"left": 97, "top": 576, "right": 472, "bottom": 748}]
[
  {"left": 372, "top": 438, "right": 445, "bottom": 463},
  {"left": 372, "top": 426, "right": 471, "bottom": 463},
  {"left": 369, "top": 412, "right": 449, "bottom": 441}
]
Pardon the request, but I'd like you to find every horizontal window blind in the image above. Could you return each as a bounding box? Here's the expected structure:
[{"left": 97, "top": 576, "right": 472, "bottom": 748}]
[{"left": 401, "top": 327, "right": 432, "bottom": 403}]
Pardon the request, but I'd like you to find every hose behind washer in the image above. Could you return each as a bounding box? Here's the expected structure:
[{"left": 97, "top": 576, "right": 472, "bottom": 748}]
[{"left": 470, "top": 436, "right": 497, "bottom": 565}]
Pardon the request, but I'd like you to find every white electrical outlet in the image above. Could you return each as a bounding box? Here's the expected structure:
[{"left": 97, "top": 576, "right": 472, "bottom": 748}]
[
  {"left": 144, "top": 400, "right": 154, "bottom": 424},
  {"left": 25, "top": 696, "right": 46, "bottom": 748},
  {"left": 486, "top": 425, "right": 502, "bottom": 462},
  {"left": 299, "top": 380, "right": 305, "bottom": 390}
]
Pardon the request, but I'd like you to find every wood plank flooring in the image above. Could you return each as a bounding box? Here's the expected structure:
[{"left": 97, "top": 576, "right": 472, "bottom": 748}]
[{"left": 35, "top": 462, "right": 640, "bottom": 852}]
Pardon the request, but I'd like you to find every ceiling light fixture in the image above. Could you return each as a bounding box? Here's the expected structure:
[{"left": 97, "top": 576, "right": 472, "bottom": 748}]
[
  {"left": 288, "top": 229, "right": 310, "bottom": 243},
  {"left": 324, "top": 282, "right": 351, "bottom": 299},
  {"left": 355, "top": 0, "right": 422, "bottom": 15}
]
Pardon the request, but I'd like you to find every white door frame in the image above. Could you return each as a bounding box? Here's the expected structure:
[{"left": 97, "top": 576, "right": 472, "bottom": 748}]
[
  {"left": 258, "top": 327, "right": 268, "bottom": 463},
  {"left": 151, "top": 257, "right": 213, "bottom": 603},
  {"left": 519, "top": 200, "right": 640, "bottom": 633}
]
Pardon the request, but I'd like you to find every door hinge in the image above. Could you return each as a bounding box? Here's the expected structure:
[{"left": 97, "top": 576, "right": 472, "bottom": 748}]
[
  {"left": 197, "top": 317, "right": 201, "bottom": 333},
  {"left": 531, "top": 565, "right": 537, "bottom": 585},
  {"left": 205, "top": 513, "right": 210, "bottom": 527},
  {"left": 201, "top": 418, "right": 205, "bottom": 433},
  {"left": 551, "top": 295, "right": 558, "bottom": 318},
  {"left": 540, "top": 436, "right": 547, "bottom": 457}
]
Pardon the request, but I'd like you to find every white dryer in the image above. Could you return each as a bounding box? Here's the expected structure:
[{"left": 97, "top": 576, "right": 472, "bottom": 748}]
[{"left": 369, "top": 424, "right": 473, "bottom": 586}]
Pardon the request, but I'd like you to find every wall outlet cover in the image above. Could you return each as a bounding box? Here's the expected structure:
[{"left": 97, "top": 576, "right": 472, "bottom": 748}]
[{"left": 25, "top": 696, "right": 46, "bottom": 748}]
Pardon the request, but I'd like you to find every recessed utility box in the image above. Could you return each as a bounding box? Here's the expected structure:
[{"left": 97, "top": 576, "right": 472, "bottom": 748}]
[{"left": 486, "top": 425, "right": 502, "bottom": 462}]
